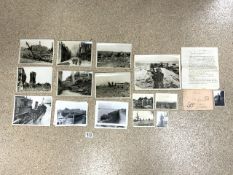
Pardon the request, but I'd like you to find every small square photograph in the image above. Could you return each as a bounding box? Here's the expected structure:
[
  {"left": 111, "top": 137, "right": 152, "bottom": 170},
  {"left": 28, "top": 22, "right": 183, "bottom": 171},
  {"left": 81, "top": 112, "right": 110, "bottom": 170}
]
[
  {"left": 17, "top": 67, "right": 52, "bottom": 92},
  {"left": 156, "top": 111, "right": 168, "bottom": 128},
  {"left": 19, "top": 39, "right": 53, "bottom": 64},
  {"left": 96, "top": 43, "right": 132, "bottom": 68},
  {"left": 57, "top": 41, "right": 92, "bottom": 67},
  {"left": 155, "top": 93, "right": 178, "bottom": 110},
  {"left": 134, "top": 55, "right": 180, "bottom": 90},
  {"left": 57, "top": 71, "right": 92, "bottom": 96},
  {"left": 95, "top": 72, "right": 130, "bottom": 98},
  {"left": 133, "top": 94, "right": 154, "bottom": 109},
  {"left": 213, "top": 90, "right": 225, "bottom": 106},
  {"left": 54, "top": 100, "right": 88, "bottom": 126},
  {"left": 133, "top": 111, "right": 155, "bottom": 127},
  {"left": 13, "top": 96, "right": 52, "bottom": 126},
  {"left": 95, "top": 101, "right": 128, "bottom": 129}
]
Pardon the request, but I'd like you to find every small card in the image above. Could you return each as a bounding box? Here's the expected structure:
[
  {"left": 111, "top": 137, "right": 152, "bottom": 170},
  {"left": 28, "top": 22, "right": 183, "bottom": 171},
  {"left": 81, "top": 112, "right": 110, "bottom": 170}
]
[{"left": 183, "top": 90, "right": 213, "bottom": 110}]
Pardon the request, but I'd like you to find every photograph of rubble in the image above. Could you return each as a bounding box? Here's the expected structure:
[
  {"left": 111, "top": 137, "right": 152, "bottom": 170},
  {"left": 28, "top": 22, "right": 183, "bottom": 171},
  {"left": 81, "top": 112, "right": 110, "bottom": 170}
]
[
  {"left": 133, "top": 111, "right": 154, "bottom": 127},
  {"left": 133, "top": 93, "right": 154, "bottom": 109}
]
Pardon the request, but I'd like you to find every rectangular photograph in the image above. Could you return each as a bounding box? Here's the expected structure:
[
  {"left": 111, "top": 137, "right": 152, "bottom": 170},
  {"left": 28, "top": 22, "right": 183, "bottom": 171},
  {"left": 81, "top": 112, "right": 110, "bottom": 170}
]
[
  {"left": 134, "top": 55, "right": 180, "bottom": 90},
  {"left": 133, "top": 111, "right": 155, "bottom": 127},
  {"left": 17, "top": 67, "right": 52, "bottom": 92},
  {"left": 155, "top": 93, "right": 178, "bottom": 110},
  {"left": 95, "top": 72, "right": 130, "bottom": 98},
  {"left": 13, "top": 96, "right": 52, "bottom": 126},
  {"left": 57, "top": 41, "right": 92, "bottom": 67},
  {"left": 54, "top": 100, "right": 88, "bottom": 126},
  {"left": 156, "top": 111, "right": 168, "bottom": 128},
  {"left": 213, "top": 90, "right": 225, "bottom": 106},
  {"left": 96, "top": 43, "right": 132, "bottom": 68},
  {"left": 19, "top": 39, "right": 53, "bottom": 64},
  {"left": 95, "top": 101, "right": 128, "bottom": 129},
  {"left": 133, "top": 93, "right": 154, "bottom": 109},
  {"left": 57, "top": 71, "right": 92, "bottom": 96}
]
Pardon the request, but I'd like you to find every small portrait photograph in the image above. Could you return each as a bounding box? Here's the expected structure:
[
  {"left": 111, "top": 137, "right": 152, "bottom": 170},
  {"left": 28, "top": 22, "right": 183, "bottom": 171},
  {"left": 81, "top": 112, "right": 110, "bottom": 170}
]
[
  {"left": 95, "top": 72, "right": 130, "bottom": 98},
  {"left": 155, "top": 93, "right": 178, "bottom": 110},
  {"left": 133, "top": 93, "right": 154, "bottom": 109},
  {"left": 156, "top": 111, "right": 168, "bottom": 128},
  {"left": 134, "top": 55, "right": 180, "bottom": 90},
  {"left": 17, "top": 67, "right": 52, "bottom": 92},
  {"left": 13, "top": 96, "right": 52, "bottom": 126},
  {"left": 54, "top": 100, "right": 88, "bottom": 126},
  {"left": 133, "top": 111, "right": 155, "bottom": 127},
  {"left": 213, "top": 90, "right": 225, "bottom": 106},
  {"left": 96, "top": 43, "right": 132, "bottom": 68},
  {"left": 57, "top": 41, "right": 92, "bottom": 67},
  {"left": 57, "top": 71, "right": 92, "bottom": 96},
  {"left": 19, "top": 39, "right": 53, "bottom": 64},
  {"left": 95, "top": 101, "right": 128, "bottom": 129}
]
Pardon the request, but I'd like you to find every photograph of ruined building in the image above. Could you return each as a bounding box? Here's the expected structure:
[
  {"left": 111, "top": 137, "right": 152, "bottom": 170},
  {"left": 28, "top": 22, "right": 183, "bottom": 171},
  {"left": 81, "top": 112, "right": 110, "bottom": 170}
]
[
  {"left": 19, "top": 39, "right": 53, "bottom": 64},
  {"left": 57, "top": 71, "right": 92, "bottom": 96},
  {"left": 133, "top": 111, "right": 154, "bottom": 127},
  {"left": 17, "top": 67, "right": 52, "bottom": 92},
  {"left": 57, "top": 41, "right": 92, "bottom": 67},
  {"left": 13, "top": 96, "right": 52, "bottom": 126},
  {"left": 133, "top": 94, "right": 154, "bottom": 109}
]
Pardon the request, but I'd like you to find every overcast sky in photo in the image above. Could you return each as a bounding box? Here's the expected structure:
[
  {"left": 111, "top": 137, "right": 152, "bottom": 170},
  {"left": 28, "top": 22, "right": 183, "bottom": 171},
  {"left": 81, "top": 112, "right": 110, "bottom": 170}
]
[
  {"left": 60, "top": 41, "right": 92, "bottom": 55},
  {"left": 56, "top": 100, "right": 88, "bottom": 111},
  {"left": 95, "top": 72, "right": 130, "bottom": 86},
  {"left": 20, "top": 39, "right": 53, "bottom": 49},
  {"left": 133, "top": 111, "right": 154, "bottom": 120},
  {"left": 135, "top": 55, "right": 180, "bottom": 64},
  {"left": 96, "top": 101, "right": 128, "bottom": 110},
  {"left": 97, "top": 43, "right": 132, "bottom": 52},
  {"left": 155, "top": 93, "right": 177, "bottom": 103}
]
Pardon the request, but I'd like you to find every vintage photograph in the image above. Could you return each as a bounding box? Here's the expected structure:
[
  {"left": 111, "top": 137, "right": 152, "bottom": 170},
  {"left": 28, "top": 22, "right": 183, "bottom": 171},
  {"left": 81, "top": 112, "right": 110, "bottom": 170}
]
[
  {"left": 19, "top": 39, "right": 53, "bottom": 64},
  {"left": 155, "top": 93, "right": 178, "bottom": 110},
  {"left": 95, "top": 101, "right": 128, "bottom": 129},
  {"left": 134, "top": 55, "right": 180, "bottom": 90},
  {"left": 133, "top": 93, "right": 154, "bottom": 109},
  {"left": 57, "top": 41, "right": 92, "bottom": 67},
  {"left": 133, "top": 111, "right": 154, "bottom": 127},
  {"left": 156, "top": 111, "right": 168, "bottom": 127},
  {"left": 95, "top": 72, "right": 130, "bottom": 98},
  {"left": 13, "top": 96, "right": 52, "bottom": 126},
  {"left": 96, "top": 43, "right": 132, "bottom": 68},
  {"left": 54, "top": 100, "right": 88, "bottom": 126},
  {"left": 213, "top": 90, "right": 225, "bottom": 106},
  {"left": 17, "top": 67, "right": 52, "bottom": 92},
  {"left": 57, "top": 71, "right": 92, "bottom": 96}
]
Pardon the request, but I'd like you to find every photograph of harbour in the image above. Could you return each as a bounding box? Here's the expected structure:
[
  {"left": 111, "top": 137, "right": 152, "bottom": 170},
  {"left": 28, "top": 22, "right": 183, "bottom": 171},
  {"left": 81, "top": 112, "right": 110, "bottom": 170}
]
[
  {"left": 133, "top": 93, "right": 154, "bottom": 109},
  {"left": 54, "top": 100, "right": 88, "bottom": 126},
  {"left": 57, "top": 41, "right": 92, "bottom": 67},
  {"left": 133, "top": 111, "right": 154, "bottom": 127},
  {"left": 155, "top": 93, "right": 178, "bottom": 110},
  {"left": 13, "top": 96, "right": 52, "bottom": 126},
  {"left": 156, "top": 111, "right": 168, "bottom": 127},
  {"left": 19, "top": 39, "right": 53, "bottom": 64}
]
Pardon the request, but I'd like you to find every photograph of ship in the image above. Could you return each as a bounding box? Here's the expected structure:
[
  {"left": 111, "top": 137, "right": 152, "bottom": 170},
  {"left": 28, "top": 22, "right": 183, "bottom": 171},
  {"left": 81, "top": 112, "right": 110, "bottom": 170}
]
[
  {"left": 95, "top": 72, "right": 130, "bottom": 98},
  {"left": 95, "top": 101, "right": 128, "bottom": 129},
  {"left": 17, "top": 67, "right": 52, "bottom": 92},
  {"left": 13, "top": 96, "right": 52, "bottom": 126},
  {"left": 57, "top": 41, "right": 92, "bottom": 67},
  {"left": 213, "top": 90, "right": 225, "bottom": 106},
  {"left": 155, "top": 93, "right": 178, "bottom": 110},
  {"left": 134, "top": 55, "right": 180, "bottom": 90},
  {"left": 54, "top": 100, "right": 88, "bottom": 126},
  {"left": 57, "top": 71, "right": 92, "bottom": 96},
  {"left": 156, "top": 111, "right": 168, "bottom": 127},
  {"left": 96, "top": 43, "right": 132, "bottom": 68},
  {"left": 19, "top": 39, "right": 53, "bottom": 64},
  {"left": 133, "top": 93, "right": 153, "bottom": 109},
  {"left": 133, "top": 111, "right": 154, "bottom": 127}
]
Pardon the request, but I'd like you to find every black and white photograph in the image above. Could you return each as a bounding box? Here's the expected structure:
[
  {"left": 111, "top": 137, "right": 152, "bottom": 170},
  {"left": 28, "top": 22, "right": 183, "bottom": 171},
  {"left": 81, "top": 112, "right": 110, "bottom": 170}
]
[
  {"left": 133, "top": 111, "right": 154, "bottom": 127},
  {"left": 95, "top": 101, "right": 128, "bottom": 129},
  {"left": 17, "top": 67, "right": 52, "bottom": 92},
  {"left": 96, "top": 43, "right": 132, "bottom": 68},
  {"left": 133, "top": 93, "right": 154, "bottom": 109},
  {"left": 54, "top": 100, "right": 88, "bottom": 126},
  {"left": 156, "top": 111, "right": 168, "bottom": 128},
  {"left": 19, "top": 39, "right": 53, "bottom": 64},
  {"left": 57, "top": 71, "right": 92, "bottom": 96},
  {"left": 155, "top": 93, "right": 178, "bottom": 110},
  {"left": 57, "top": 41, "right": 92, "bottom": 67},
  {"left": 95, "top": 72, "right": 130, "bottom": 98},
  {"left": 134, "top": 55, "right": 180, "bottom": 90},
  {"left": 13, "top": 96, "right": 52, "bottom": 126},
  {"left": 213, "top": 90, "right": 225, "bottom": 106}
]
